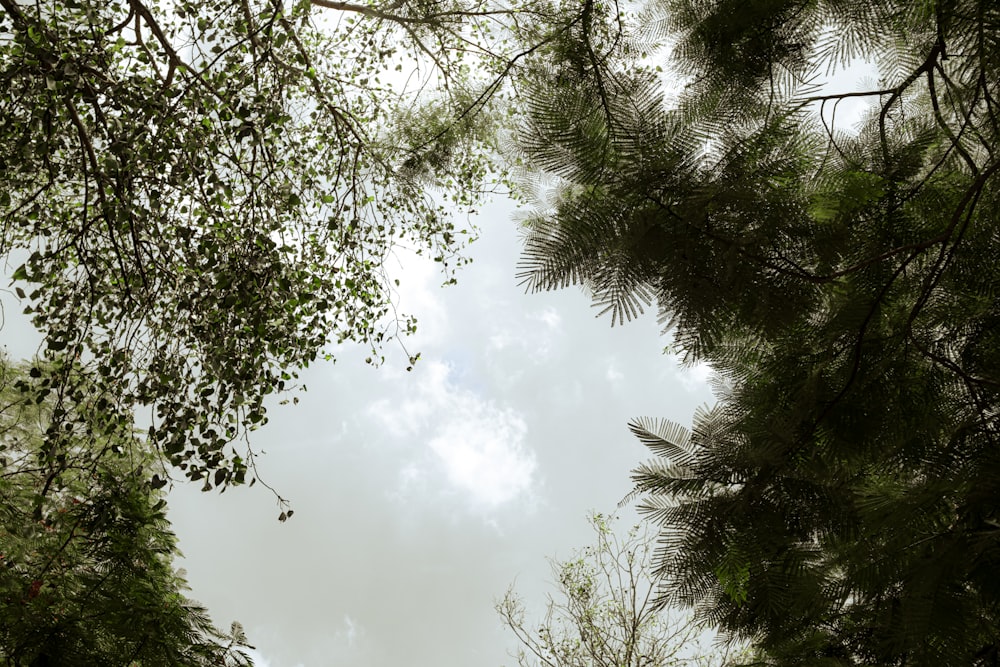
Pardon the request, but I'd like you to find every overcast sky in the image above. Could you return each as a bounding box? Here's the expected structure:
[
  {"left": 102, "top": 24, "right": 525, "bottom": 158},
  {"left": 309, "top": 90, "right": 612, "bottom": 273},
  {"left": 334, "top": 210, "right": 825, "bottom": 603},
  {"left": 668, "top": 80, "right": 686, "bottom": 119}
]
[{"left": 159, "top": 194, "right": 715, "bottom": 667}]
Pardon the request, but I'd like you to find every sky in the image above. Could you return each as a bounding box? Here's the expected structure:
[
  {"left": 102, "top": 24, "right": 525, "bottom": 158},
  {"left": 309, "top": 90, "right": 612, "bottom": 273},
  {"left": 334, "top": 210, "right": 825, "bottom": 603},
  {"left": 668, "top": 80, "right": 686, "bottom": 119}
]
[{"left": 163, "top": 195, "right": 716, "bottom": 667}]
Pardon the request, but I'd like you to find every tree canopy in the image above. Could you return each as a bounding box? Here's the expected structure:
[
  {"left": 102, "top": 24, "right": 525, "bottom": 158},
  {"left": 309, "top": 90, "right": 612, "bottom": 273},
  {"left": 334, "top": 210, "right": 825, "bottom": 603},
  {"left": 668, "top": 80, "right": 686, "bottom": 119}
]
[
  {"left": 0, "top": 357, "right": 254, "bottom": 665},
  {"left": 0, "top": 0, "right": 589, "bottom": 486},
  {"left": 516, "top": 0, "right": 1000, "bottom": 664}
]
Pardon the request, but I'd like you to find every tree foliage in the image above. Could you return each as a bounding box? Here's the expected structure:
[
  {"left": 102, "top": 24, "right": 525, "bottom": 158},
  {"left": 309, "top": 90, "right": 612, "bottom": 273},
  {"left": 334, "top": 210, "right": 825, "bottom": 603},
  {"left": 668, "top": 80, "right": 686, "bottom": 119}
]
[
  {"left": 0, "top": 0, "right": 586, "bottom": 485},
  {"left": 498, "top": 513, "right": 745, "bottom": 667},
  {"left": 517, "top": 0, "right": 1000, "bottom": 664},
  {"left": 0, "top": 358, "right": 253, "bottom": 666}
]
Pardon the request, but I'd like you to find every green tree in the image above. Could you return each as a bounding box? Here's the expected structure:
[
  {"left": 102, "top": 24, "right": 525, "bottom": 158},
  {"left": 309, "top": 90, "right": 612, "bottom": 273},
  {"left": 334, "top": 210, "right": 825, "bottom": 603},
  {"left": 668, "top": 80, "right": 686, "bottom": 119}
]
[
  {"left": 0, "top": 358, "right": 253, "bottom": 665},
  {"left": 498, "top": 512, "right": 749, "bottom": 667},
  {"left": 0, "top": 0, "right": 587, "bottom": 485},
  {"left": 516, "top": 0, "right": 1000, "bottom": 664}
]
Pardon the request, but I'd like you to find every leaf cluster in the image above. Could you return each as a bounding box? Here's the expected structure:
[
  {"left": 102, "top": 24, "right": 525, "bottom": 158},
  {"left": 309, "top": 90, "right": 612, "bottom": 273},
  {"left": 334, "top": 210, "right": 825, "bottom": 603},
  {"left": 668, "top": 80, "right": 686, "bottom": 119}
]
[{"left": 0, "top": 357, "right": 253, "bottom": 666}]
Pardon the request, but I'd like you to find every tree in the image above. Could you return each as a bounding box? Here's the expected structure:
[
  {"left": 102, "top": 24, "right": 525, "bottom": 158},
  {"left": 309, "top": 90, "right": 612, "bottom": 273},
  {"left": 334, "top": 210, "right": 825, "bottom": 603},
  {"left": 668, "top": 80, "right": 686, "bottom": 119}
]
[
  {"left": 0, "top": 0, "right": 588, "bottom": 486},
  {"left": 498, "top": 513, "right": 749, "bottom": 667},
  {"left": 516, "top": 0, "right": 1000, "bottom": 664},
  {"left": 0, "top": 357, "right": 254, "bottom": 666}
]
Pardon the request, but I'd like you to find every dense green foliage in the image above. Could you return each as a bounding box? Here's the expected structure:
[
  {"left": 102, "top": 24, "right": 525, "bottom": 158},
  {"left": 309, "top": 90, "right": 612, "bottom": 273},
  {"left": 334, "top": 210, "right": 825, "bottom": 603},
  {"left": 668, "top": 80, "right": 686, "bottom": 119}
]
[
  {"left": 517, "top": 0, "right": 1000, "bottom": 664},
  {"left": 0, "top": 359, "right": 253, "bottom": 666},
  {"left": 0, "top": 0, "right": 581, "bottom": 484}
]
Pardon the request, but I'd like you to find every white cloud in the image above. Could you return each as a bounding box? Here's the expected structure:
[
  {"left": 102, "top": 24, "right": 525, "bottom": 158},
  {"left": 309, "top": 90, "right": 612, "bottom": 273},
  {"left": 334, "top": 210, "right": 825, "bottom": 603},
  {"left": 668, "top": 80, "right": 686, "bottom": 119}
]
[
  {"left": 428, "top": 402, "right": 532, "bottom": 507},
  {"left": 238, "top": 617, "right": 362, "bottom": 666},
  {"left": 487, "top": 330, "right": 515, "bottom": 352},
  {"left": 605, "top": 359, "right": 624, "bottom": 385},
  {"left": 673, "top": 358, "right": 713, "bottom": 393},
  {"left": 368, "top": 361, "right": 536, "bottom": 509},
  {"left": 534, "top": 307, "right": 561, "bottom": 330},
  {"left": 339, "top": 614, "right": 362, "bottom": 649},
  {"left": 484, "top": 306, "right": 563, "bottom": 369}
]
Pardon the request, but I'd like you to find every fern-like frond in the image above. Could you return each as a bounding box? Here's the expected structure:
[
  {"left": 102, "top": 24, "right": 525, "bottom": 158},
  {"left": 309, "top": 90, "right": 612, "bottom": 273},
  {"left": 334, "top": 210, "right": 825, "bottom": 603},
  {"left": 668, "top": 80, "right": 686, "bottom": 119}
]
[{"left": 628, "top": 416, "right": 696, "bottom": 466}]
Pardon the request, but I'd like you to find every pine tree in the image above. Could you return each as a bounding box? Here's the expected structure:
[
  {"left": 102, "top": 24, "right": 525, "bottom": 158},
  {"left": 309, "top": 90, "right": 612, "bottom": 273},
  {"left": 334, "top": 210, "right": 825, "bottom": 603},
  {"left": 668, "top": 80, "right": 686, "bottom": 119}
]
[{"left": 517, "top": 0, "right": 1000, "bottom": 664}]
